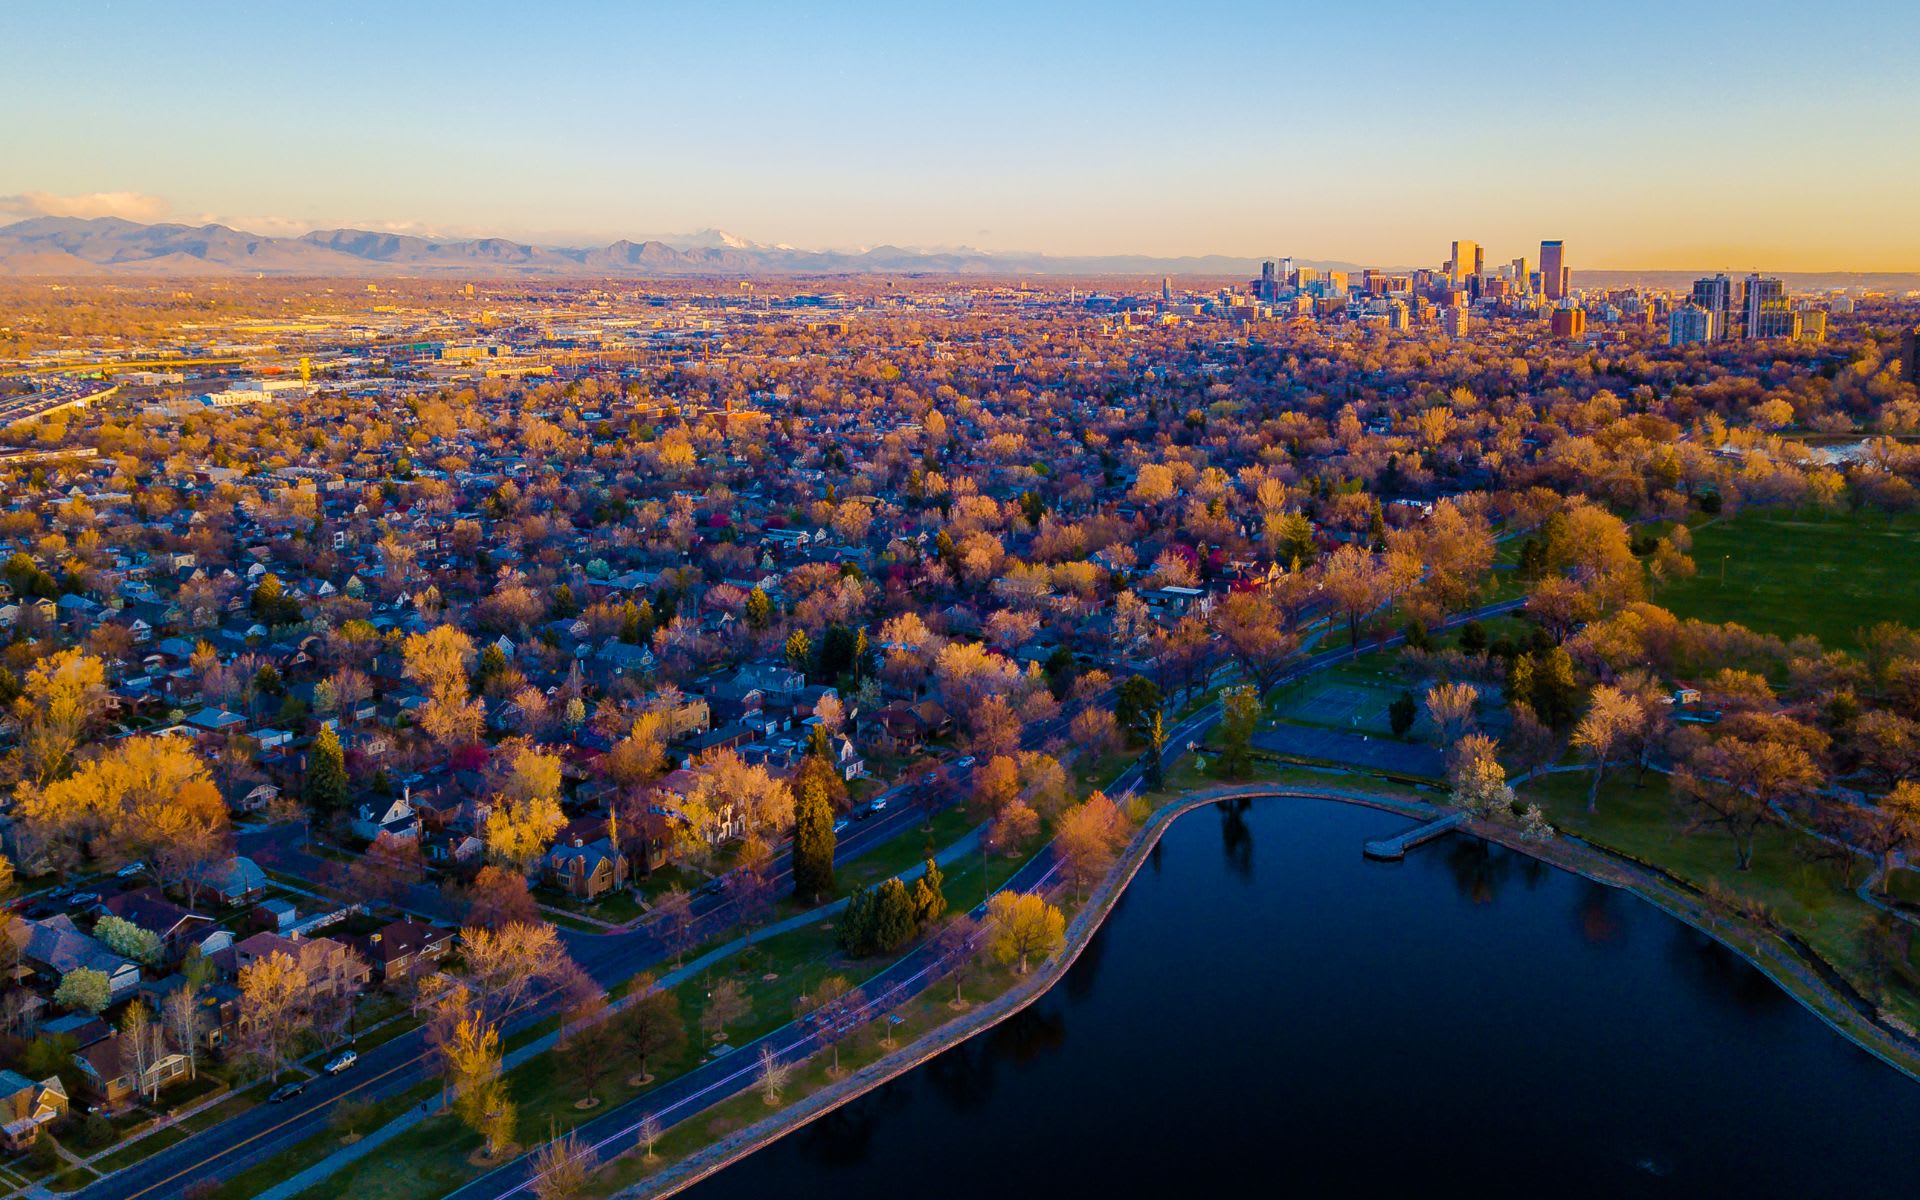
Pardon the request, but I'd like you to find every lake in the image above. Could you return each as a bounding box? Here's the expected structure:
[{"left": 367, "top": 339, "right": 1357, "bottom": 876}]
[{"left": 682, "top": 797, "right": 1920, "bottom": 1199}]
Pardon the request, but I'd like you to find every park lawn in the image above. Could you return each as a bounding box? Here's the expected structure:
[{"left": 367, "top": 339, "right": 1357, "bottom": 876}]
[
  {"left": 833, "top": 806, "right": 974, "bottom": 896},
  {"left": 1656, "top": 508, "right": 1920, "bottom": 652},
  {"left": 287, "top": 917, "right": 859, "bottom": 1200},
  {"left": 1522, "top": 770, "right": 1920, "bottom": 1025}
]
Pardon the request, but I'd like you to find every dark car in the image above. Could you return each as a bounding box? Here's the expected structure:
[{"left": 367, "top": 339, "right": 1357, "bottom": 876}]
[{"left": 269, "top": 1081, "right": 306, "bottom": 1103}]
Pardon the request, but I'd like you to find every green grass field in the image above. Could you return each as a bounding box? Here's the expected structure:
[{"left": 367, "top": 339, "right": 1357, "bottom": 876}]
[{"left": 1656, "top": 508, "right": 1920, "bottom": 651}]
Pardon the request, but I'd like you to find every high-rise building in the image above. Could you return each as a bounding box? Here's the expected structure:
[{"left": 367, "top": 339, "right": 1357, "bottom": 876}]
[
  {"left": 1511, "top": 257, "right": 1529, "bottom": 293},
  {"left": 1550, "top": 307, "right": 1586, "bottom": 338},
  {"left": 1540, "top": 240, "right": 1569, "bottom": 301},
  {"left": 1162, "top": 277, "right": 1172, "bottom": 303},
  {"left": 1691, "top": 274, "right": 1735, "bottom": 340},
  {"left": 1387, "top": 300, "right": 1409, "bottom": 331},
  {"left": 1442, "top": 305, "right": 1470, "bottom": 338},
  {"left": 1902, "top": 326, "right": 1920, "bottom": 381},
  {"left": 1259, "top": 260, "right": 1277, "bottom": 301},
  {"left": 1741, "top": 274, "right": 1793, "bottom": 339},
  {"left": 1449, "top": 240, "right": 1480, "bottom": 290},
  {"left": 1669, "top": 304, "right": 1714, "bottom": 346},
  {"left": 1796, "top": 309, "right": 1827, "bottom": 343}
]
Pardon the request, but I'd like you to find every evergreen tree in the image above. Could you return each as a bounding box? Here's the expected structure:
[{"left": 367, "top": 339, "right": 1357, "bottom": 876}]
[
  {"left": 745, "top": 587, "right": 773, "bottom": 631},
  {"left": 1217, "top": 685, "right": 1259, "bottom": 777},
  {"left": 1143, "top": 710, "right": 1167, "bottom": 790},
  {"left": 870, "top": 879, "right": 918, "bottom": 953},
  {"left": 1116, "top": 675, "right": 1162, "bottom": 738},
  {"left": 785, "top": 629, "right": 812, "bottom": 673},
  {"left": 307, "top": 725, "right": 349, "bottom": 816},
  {"left": 792, "top": 759, "right": 837, "bottom": 902},
  {"left": 910, "top": 859, "right": 946, "bottom": 926},
  {"left": 1389, "top": 691, "right": 1418, "bottom": 739},
  {"left": 836, "top": 886, "right": 875, "bottom": 955}
]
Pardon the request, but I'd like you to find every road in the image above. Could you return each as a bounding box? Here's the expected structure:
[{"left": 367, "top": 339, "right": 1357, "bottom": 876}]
[
  {"left": 73, "top": 685, "right": 1113, "bottom": 1200},
  {"left": 81, "top": 597, "right": 1522, "bottom": 1200}
]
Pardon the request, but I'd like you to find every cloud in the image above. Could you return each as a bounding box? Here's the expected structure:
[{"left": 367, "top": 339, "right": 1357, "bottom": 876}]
[{"left": 0, "top": 190, "right": 172, "bottom": 222}]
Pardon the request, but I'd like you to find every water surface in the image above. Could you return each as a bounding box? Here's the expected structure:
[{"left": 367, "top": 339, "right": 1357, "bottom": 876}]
[{"left": 684, "top": 798, "right": 1920, "bottom": 1199}]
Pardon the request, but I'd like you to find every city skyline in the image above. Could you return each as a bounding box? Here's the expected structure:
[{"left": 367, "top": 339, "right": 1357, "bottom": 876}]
[{"left": 4, "top": 0, "right": 1918, "bottom": 270}]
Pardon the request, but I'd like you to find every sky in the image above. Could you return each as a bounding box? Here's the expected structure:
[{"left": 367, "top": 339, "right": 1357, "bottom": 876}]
[{"left": 2, "top": 0, "right": 1917, "bottom": 271}]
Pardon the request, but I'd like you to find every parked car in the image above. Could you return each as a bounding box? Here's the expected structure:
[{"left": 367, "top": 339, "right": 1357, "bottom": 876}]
[
  {"left": 115, "top": 862, "right": 146, "bottom": 879},
  {"left": 323, "top": 1051, "right": 358, "bottom": 1075},
  {"left": 871, "top": 798, "right": 889, "bottom": 813},
  {"left": 832, "top": 819, "right": 849, "bottom": 834},
  {"left": 696, "top": 879, "right": 725, "bottom": 898},
  {"left": 269, "top": 1081, "right": 306, "bottom": 1103},
  {"left": 68, "top": 893, "right": 101, "bottom": 910},
  {"left": 954, "top": 756, "right": 976, "bottom": 769}
]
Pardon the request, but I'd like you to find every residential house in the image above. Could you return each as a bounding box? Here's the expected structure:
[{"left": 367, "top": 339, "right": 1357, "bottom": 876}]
[
  {"left": 22, "top": 916, "right": 142, "bottom": 1002},
  {"left": 544, "top": 834, "right": 629, "bottom": 901},
  {"left": 0, "top": 1071, "right": 66, "bottom": 1152},
  {"left": 99, "top": 889, "right": 218, "bottom": 965},
  {"left": 73, "top": 1031, "right": 192, "bottom": 1111}
]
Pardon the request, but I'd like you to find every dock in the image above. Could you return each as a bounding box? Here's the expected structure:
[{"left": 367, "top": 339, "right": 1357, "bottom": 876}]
[{"left": 1363, "top": 811, "right": 1467, "bottom": 860}]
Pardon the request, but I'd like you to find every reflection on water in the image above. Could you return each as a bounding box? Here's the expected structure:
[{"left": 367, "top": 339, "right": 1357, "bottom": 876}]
[
  {"left": 685, "top": 798, "right": 1920, "bottom": 1200},
  {"left": 1216, "top": 797, "right": 1253, "bottom": 880}
]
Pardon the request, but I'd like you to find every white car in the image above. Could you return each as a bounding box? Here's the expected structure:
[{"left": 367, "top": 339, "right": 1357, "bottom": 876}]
[{"left": 323, "top": 1050, "right": 358, "bottom": 1075}]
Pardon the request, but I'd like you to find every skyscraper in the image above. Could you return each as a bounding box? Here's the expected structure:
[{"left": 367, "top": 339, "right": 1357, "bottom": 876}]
[
  {"left": 1669, "top": 304, "right": 1714, "bottom": 346},
  {"left": 1259, "top": 260, "right": 1277, "bottom": 301},
  {"left": 1741, "top": 274, "right": 1793, "bottom": 339},
  {"left": 1162, "top": 277, "right": 1172, "bottom": 303},
  {"left": 1449, "top": 240, "right": 1480, "bottom": 290},
  {"left": 1691, "top": 274, "right": 1734, "bottom": 340},
  {"left": 1540, "top": 240, "right": 1568, "bottom": 301}
]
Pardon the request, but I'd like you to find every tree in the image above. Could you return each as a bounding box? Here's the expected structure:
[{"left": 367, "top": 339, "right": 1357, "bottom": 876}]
[
  {"left": 1423, "top": 682, "right": 1479, "bottom": 746},
  {"left": 1320, "top": 544, "right": 1391, "bottom": 648},
  {"left": 1450, "top": 735, "right": 1515, "bottom": 819},
  {"left": 402, "top": 625, "right": 485, "bottom": 753},
  {"left": 1388, "top": 690, "right": 1417, "bottom": 739},
  {"left": 54, "top": 968, "right": 110, "bottom": 1015},
  {"left": 1212, "top": 591, "right": 1300, "bottom": 694},
  {"left": 757, "top": 1044, "right": 793, "bottom": 1106},
  {"left": 910, "top": 859, "right": 947, "bottom": 927},
  {"left": 985, "top": 891, "right": 1065, "bottom": 974},
  {"left": 529, "top": 1124, "right": 600, "bottom": 1200},
  {"left": 744, "top": 586, "right": 773, "bottom": 631},
  {"left": 460, "top": 865, "right": 540, "bottom": 930},
  {"left": 1114, "top": 675, "right": 1161, "bottom": 739},
  {"left": 1870, "top": 782, "right": 1920, "bottom": 893},
  {"left": 237, "top": 951, "right": 307, "bottom": 1080},
  {"left": 94, "top": 914, "right": 162, "bottom": 964},
  {"left": 121, "top": 999, "right": 164, "bottom": 1101},
  {"left": 442, "top": 1006, "right": 515, "bottom": 1159},
  {"left": 462, "top": 922, "right": 578, "bottom": 1020},
  {"left": 1056, "top": 793, "right": 1127, "bottom": 897},
  {"left": 22, "top": 734, "right": 230, "bottom": 876},
  {"left": 306, "top": 725, "right": 349, "bottom": 816},
  {"left": 352, "top": 831, "right": 426, "bottom": 910},
  {"left": 701, "top": 978, "right": 750, "bottom": 1043},
  {"left": 650, "top": 885, "right": 696, "bottom": 966},
  {"left": 637, "top": 1114, "right": 663, "bottom": 1162},
  {"left": 932, "top": 914, "right": 985, "bottom": 1007},
  {"left": 1217, "top": 685, "right": 1260, "bottom": 777},
  {"left": 162, "top": 971, "right": 206, "bottom": 1081},
  {"left": 785, "top": 629, "right": 812, "bottom": 673},
  {"left": 12, "top": 649, "right": 109, "bottom": 787},
  {"left": 616, "top": 977, "right": 686, "bottom": 1086},
  {"left": 1571, "top": 685, "right": 1645, "bottom": 812},
  {"left": 1142, "top": 710, "right": 1167, "bottom": 790},
  {"left": 485, "top": 747, "right": 567, "bottom": 870},
  {"left": 1677, "top": 737, "right": 1822, "bottom": 870},
  {"left": 331, "top": 1098, "right": 376, "bottom": 1143},
  {"left": 798, "top": 975, "right": 866, "bottom": 1075},
  {"left": 791, "top": 756, "right": 837, "bottom": 903}
]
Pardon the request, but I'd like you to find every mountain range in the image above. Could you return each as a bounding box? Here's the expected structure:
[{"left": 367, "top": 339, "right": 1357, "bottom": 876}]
[{"left": 0, "top": 217, "right": 1342, "bottom": 279}]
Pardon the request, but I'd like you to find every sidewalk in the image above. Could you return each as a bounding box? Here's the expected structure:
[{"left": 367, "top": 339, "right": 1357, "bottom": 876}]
[{"left": 253, "top": 824, "right": 986, "bottom": 1200}]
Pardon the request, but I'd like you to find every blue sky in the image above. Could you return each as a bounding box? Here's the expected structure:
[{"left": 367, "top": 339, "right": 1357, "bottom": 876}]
[{"left": 3, "top": 0, "right": 1916, "bottom": 268}]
